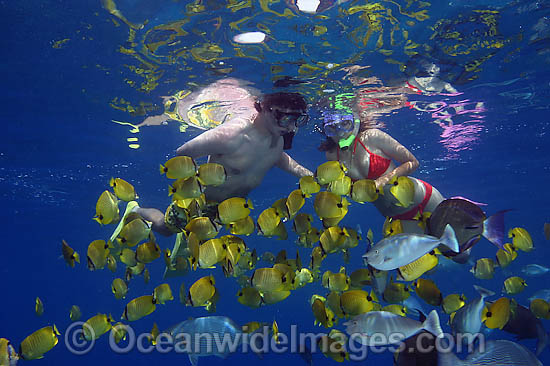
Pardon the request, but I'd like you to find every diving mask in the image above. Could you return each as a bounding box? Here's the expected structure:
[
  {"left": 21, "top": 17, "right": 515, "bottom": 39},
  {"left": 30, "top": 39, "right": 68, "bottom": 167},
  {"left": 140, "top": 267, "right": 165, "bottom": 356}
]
[{"left": 322, "top": 111, "right": 360, "bottom": 149}]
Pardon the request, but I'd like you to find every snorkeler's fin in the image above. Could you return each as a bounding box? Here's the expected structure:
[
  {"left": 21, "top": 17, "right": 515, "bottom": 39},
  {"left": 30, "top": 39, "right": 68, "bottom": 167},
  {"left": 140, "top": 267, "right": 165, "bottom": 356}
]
[{"left": 109, "top": 201, "right": 140, "bottom": 243}]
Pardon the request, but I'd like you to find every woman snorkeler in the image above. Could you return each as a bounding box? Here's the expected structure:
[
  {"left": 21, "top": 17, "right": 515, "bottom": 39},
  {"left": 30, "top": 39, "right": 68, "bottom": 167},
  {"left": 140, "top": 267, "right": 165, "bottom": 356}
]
[{"left": 318, "top": 91, "right": 445, "bottom": 234}]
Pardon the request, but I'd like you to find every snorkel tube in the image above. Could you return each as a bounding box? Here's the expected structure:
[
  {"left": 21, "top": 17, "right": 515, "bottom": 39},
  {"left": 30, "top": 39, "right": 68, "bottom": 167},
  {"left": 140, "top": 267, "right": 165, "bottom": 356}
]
[
  {"left": 338, "top": 119, "right": 360, "bottom": 150},
  {"left": 282, "top": 131, "right": 294, "bottom": 150}
]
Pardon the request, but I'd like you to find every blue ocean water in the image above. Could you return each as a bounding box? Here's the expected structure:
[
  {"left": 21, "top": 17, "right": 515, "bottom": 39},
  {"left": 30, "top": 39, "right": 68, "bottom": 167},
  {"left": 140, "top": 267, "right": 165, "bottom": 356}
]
[{"left": 1, "top": 0, "right": 550, "bottom": 365}]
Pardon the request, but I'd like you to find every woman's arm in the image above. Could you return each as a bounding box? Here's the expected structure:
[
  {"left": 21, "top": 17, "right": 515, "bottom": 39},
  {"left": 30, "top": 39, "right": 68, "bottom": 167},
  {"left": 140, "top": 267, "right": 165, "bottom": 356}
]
[
  {"left": 366, "top": 129, "right": 419, "bottom": 189},
  {"left": 276, "top": 152, "right": 314, "bottom": 178}
]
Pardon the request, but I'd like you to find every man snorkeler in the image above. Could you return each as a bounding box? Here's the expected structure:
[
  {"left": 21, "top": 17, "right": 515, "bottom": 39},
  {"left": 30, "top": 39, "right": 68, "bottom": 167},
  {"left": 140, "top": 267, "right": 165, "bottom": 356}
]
[{"left": 136, "top": 90, "right": 314, "bottom": 236}]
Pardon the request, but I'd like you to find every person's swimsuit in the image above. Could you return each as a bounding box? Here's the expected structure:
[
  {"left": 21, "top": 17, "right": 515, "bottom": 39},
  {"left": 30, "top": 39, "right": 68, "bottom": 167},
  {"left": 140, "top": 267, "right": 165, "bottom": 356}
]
[
  {"left": 391, "top": 180, "right": 433, "bottom": 220},
  {"left": 336, "top": 136, "right": 391, "bottom": 180}
]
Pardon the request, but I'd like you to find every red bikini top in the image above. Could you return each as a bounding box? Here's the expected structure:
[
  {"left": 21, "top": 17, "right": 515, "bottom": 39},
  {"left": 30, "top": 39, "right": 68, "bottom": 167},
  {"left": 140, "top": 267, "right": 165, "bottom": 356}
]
[{"left": 337, "top": 136, "right": 391, "bottom": 180}]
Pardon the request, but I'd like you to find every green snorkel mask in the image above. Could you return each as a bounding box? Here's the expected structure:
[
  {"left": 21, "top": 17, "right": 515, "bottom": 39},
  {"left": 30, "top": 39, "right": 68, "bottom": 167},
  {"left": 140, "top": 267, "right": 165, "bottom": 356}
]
[{"left": 323, "top": 93, "right": 360, "bottom": 150}]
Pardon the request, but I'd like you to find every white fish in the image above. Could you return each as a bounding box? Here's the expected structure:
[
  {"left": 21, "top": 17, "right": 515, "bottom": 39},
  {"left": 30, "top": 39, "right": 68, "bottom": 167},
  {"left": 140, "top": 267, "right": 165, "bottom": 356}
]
[
  {"left": 232, "top": 32, "right": 266, "bottom": 44},
  {"left": 438, "top": 339, "right": 542, "bottom": 366},
  {"left": 528, "top": 289, "right": 550, "bottom": 303},
  {"left": 344, "top": 309, "right": 443, "bottom": 346},
  {"left": 450, "top": 285, "right": 494, "bottom": 340},
  {"left": 521, "top": 264, "right": 550, "bottom": 277},
  {"left": 363, "top": 224, "right": 459, "bottom": 271},
  {"left": 166, "top": 316, "right": 247, "bottom": 366}
]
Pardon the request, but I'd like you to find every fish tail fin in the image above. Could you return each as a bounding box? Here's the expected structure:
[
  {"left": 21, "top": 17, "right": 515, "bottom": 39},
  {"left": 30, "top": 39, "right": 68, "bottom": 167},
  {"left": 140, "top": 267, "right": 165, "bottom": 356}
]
[
  {"left": 535, "top": 323, "right": 548, "bottom": 356},
  {"left": 482, "top": 210, "right": 511, "bottom": 249},
  {"left": 473, "top": 285, "right": 495, "bottom": 299},
  {"left": 440, "top": 224, "right": 459, "bottom": 253},
  {"left": 422, "top": 310, "right": 443, "bottom": 338},
  {"left": 437, "top": 350, "right": 463, "bottom": 366},
  {"left": 159, "top": 164, "right": 166, "bottom": 175}
]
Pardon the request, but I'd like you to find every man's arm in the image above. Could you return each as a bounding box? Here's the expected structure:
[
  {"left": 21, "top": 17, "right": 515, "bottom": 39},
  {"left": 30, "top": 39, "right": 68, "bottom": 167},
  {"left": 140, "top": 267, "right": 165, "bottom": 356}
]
[
  {"left": 276, "top": 152, "right": 314, "bottom": 178},
  {"left": 176, "top": 122, "right": 244, "bottom": 158}
]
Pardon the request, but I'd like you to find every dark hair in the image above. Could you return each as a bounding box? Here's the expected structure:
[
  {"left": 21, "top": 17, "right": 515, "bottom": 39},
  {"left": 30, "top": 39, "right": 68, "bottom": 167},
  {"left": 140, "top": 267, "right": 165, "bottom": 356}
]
[{"left": 255, "top": 92, "right": 307, "bottom": 112}]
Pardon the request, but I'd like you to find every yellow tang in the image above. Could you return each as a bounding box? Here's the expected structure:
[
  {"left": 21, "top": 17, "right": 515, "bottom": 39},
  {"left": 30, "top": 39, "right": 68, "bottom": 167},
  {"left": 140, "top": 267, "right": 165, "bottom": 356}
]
[
  {"left": 35, "top": 297, "right": 44, "bottom": 317},
  {"left": 148, "top": 323, "right": 160, "bottom": 345},
  {"left": 503, "top": 276, "right": 527, "bottom": 295},
  {"left": 261, "top": 290, "right": 291, "bottom": 305},
  {"left": 310, "top": 246, "right": 326, "bottom": 272},
  {"left": 122, "top": 295, "right": 156, "bottom": 321},
  {"left": 299, "top": 175, "right": 320, "bottom": 197},
  {"left": 188, "top": 275, "right": 216, "bottom": 307},
  {"left": 272, "top": 320, "right": 281, "bottom": 345},
  {"left": 509, "top": 227, "right": 533, "bottom": 252},
  {"left": 414, "top": 278, "right": 442, "bottom": 306},
  {"left": 107, "top": 255, "right": 117, "bottom": 273},
  {"left": 530, "top": 299, "right": 550, "bottom": 320},
  {"left": 160, "top": 156, "right": 196, "bottom": 180},
  {"left": 94, "top": 190, "right": 119, "bottom": 225},
  {"left": 112, "top": 278, "right": 128, "bottom": 300},
  {"left": 217, "top": 197, "right": 253, "bottom": 225},
  {"left": 319, "top": 226, "right": 349, "bottom": 254},
  {"left": 383, "top": 217, "right": 403, "bottom": 237},
  {"left": 185, "top": 216, "right": 220, "bottom": 240},
  {"left": 317, "top": 335, "right": 350, "bottom": 363},
  {"left": 69, "top": 305, "right": 81, "bottom": 322},
  {"left": 197, "top": 163, "right": 226, "bottom": 186},
  {"left": 389, "top": 176, "right": 415, "bottom": 208},
  {"left": 329, "top": 175, "right": 352, "bottom": 196},
  {"left": 237, "top": 287, "right": 263, "bottom": 309},
  {"left": 298, "top": 227, "right": 321, "bottom": 248},
  {"left": 271, "top": 198, "right": 290, "bottom": 222},
  {"left": 470, "top": 258, "right": 496, "bottom": 280},
  {"left": 87, "top": 240, "right": 110, "bottom": 270},
  {"left": 311, "top": 298, "right": 335, "bottom": 328},
  {"left": 179, "top": 282, "right": 186, "bottom": 305},
  {"left": 143, "top": 268, "right": 150, "bottom": 284},
  {"left": 0, "top": 338, "right": 17, "bottom": 365},
  {"left": 321, "top": 215, "right": 345, "bottom": 229},
  {"left": 286, "top": 189, "right": 306, "bottom": 219},
  {"left": 136, "top": 241, "right": 161, "bottom": 264},
  {"left": 109, "top": 177, "right": 137, "bottom": 201},
  {"left": 341, "top": 227, "right": 361, "bottom": 249},
  {"left": 119, "top": 248, "right": 137, "bottom": 267},
  {"left": 228, "top": 216, "right": 255, "bottom": 236},
  {"left": 293, "top": 213, "right": 313, "bottom": 235},
  {"left": 314, "top": 191, "right": 349, "bottom": 219},
  {"left": 483, "top": 297, "right": 510, "bottom": 329},
  {"left": 326, "top": 291, "right": 345, "bottom": 319},
  {"left": 83, "top": 314, "right": 113, "bottom": 341},
  {"left": 383, "top": 280, "right": 411, "bottom": 304},
  {"left": 351, "top": 179, "right": 382, "bottom": 203},
  {"left": 349, "top": 268, "right": 372, "bottom": 288},
  {"left": 118, "top": 218, "right": 152, "bottom": 247},
  {"left": 382, "top": 304, "right": 407, "bottom": 317},
  {"left": 257, "top": 207, "right": 281, "bottom": 235},
  {"left": 198, "top": 238, "right": 227, "bottom": 268},
  {"left": 315, "top": 161, "right": 346, "bottom": 185},
  {"left": 322, "top": 270, "right": 350, "bottom": 292},
  {"left": 111, "top": 323, "right": 128, "bottom": 344},
  {"left": 19, "top": 325, "right": 60, "bottom": 360},
  {"left": 153, "top": 283, "right": 174, "bottom": 304},
  {"left": 442, "top": 294, "right": 467, "bottom": 314},
  {"left": 495, "top": 244, "right": 518, "bottom": 267},
  {"left": 294, "top": 268, "right": 314, "bottom": 289},
  {"left": 397, "top": 250, "right": 439, "bottom": 282},
  {"left": 251, "top": 267, "right": 285, "bottom": 292},
  {"left": 340, "top": 289, "right": 377, "bottom": 316},
  {"left": 61, "top": 239, "right": 80, "bottom": 268},
  {"left": 169, "top": 176, "right": 203, "bottom": 200}
]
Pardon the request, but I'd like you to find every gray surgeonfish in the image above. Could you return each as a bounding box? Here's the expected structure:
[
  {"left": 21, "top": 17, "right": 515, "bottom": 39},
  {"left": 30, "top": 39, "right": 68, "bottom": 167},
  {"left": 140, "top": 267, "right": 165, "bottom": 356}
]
[
  {"left": 438, "top": 339, "right": 542, "bottom": 366},
  {"left": 165, "top": 316, "right": 247, "bottom": 366},
  {"left": 428, "top": 198, "right": 508, "bottom": 255},
  {"left": 344, "top": 309, "right": 443, "bottom": 347},
  {"left": 502, "top": 302, "right": 549, "bottom": 356},
  {"left": 363, "top": 224, "right": 459, "bottom": 271},
  {"left": 450, "top": 285, "right": 494, "bottom": 342}
]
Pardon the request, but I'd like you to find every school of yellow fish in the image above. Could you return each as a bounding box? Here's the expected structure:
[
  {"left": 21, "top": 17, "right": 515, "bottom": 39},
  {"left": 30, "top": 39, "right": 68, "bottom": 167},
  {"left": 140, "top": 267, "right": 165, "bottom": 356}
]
[{"left": 3, "top": 156, "right": 545, "bottom": 364}]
